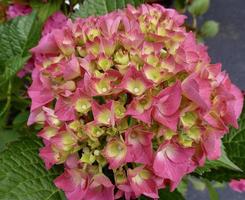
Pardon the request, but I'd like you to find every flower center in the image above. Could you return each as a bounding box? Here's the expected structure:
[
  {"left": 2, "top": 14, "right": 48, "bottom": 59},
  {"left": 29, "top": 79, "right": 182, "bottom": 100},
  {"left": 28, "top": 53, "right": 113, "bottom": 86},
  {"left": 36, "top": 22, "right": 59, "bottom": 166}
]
[
  {"left": 118, "top": 145, "right": 123, "bottom": 151},
  {"left": 133, "top": 87, "right": 140, "bottom": 93},
  {"left": 102, "top": 87, "right": 107, "bottom": 92},
  {"left": 81, "top": 104, "right": 87, "bottom": 110},
  {"left": 94, "top": 150, "right": 100, "bottom": 156}
]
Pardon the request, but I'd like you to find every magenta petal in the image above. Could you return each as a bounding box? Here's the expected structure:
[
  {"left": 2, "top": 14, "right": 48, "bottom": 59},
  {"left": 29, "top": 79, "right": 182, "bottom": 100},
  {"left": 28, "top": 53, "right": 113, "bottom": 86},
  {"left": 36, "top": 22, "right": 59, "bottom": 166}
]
[
  {"left": 42, "top": 12, "right": 68, "bottom": 36},
  {"left": 128, "top": 166, "right": 159, "bottom": 198},
  {"left": 126, "top": 106, "right": 153, "bottom": 124},
  {"left": 39, "top": 144, "right": 57, "bottom": 169},
  {"left": 153, "top": 108, "right": 179, "bottom": 131},
  {"left": 65, "top": 154, "right": 80, "bottom": 169},
  {"left": 182, "top": 75, "right": 210, "bottom": 110},
  {"left": 202, "top": 131, "right": 222, "bottom": 160},
  {"left": 229, "top": 84, "right": 244, "bottom": 119},
  {"left": 31, "top": 33, "right": 59, "bottom": 54},
  {"left": 165, "top": 144, "right": 195, "bottom": 164},
  {"left": 118, "top": 65, "right": 153, "bottom": 95},
  {"left": 54, "top": 169, "right": 89, "bottom": 200},
  {"left": 6, "top": 4, "right": 32, "bottom": 19},
  {"left": 28, "top": 69, "right": 54, "bottom": 111},
  {"left": 63, "top": 56, "right": 81, "bottom": 80},
  {"left": 131, "top": 107, "right": 152, "bottom": 124},
  {"left": 229, "top": 179, "right": 245, "bottom": 193},
  {"left": 153, "top": 142, "right": 194, "bottom": 184},
  {"left": 28, "top": 108, "right": 45, "bottom": 125},
  {"left": 125, "top": 126, "right": 153, "bottom": 165},
  {"left": 55, "top": 97, "right": 76, "bottom": 121},
  {"left": 155, "top": 81, "right": 182, "bottom": 116},
  {"left": 91, "top": 100, "right": 114, "bottom": 126},
  {"left": 85, "top": 174, "right": 114, "bottom": 200}
]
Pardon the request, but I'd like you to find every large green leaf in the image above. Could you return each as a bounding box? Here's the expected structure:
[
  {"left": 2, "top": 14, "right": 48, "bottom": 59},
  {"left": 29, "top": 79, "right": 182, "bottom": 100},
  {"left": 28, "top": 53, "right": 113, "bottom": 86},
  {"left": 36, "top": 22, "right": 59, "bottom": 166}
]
[
  {"left": 0, "top": 137, "right": 65, "bottom": 200},
  {"left": 0, "top": 12, "right": 41, "bottom": 84},
  {"left": 0, "top": 129, "right": 20, "bottom": 152},
  {"left": 223, "top": 107, "right": 245, "bottom": 171},
  {"left": 72, "top": 0, "right": 144, "bottom": 19},
  {"left": 30, "top": 0, "right": 63, "bottom": 23},
  {"left": 195, "top": 145, "right": 242, "bottom": 175}
]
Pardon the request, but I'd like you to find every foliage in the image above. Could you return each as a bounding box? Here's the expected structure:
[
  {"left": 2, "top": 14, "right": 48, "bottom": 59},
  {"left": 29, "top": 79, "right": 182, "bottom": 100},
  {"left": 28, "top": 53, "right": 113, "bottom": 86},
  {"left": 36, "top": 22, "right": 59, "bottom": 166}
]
[
  {"left": 0, "top": 136, "right": 65, "bottom": 200},
  {"left": 72, "top": 0, "right": 144, "bottom": 19},
  {"left": 30, "top": 0, "right": 63, "bottom": 23},
  {"left": 0, "top": 12, "right": 41, "bottom": 84}
]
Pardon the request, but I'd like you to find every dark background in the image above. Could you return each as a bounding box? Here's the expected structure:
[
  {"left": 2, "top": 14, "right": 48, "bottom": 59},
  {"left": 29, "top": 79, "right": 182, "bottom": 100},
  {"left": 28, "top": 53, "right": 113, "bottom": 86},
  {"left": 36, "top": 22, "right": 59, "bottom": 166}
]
[
  {"left": 201, "top": 0, "right": 245, "bottom": 90},
  {"left": 187, "top": 0, "right": 245, "bottom": 199}
]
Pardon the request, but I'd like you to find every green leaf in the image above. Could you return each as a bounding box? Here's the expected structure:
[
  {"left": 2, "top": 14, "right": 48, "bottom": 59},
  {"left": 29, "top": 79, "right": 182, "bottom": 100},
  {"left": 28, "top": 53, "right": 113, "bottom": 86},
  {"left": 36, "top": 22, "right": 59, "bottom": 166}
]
[
  {"left": 30, "top": 0, "right": 63, "bottom": 23},
  {"left": 0, "top": 129, "right": 20, "bottom": 152},
  {"left": 222, "top": 108, "right": 245, "bottom": 171},
  {"left": 13, "top": 111, "right": 29, "bottom": 127},
  {"left": 0, "top": 136, "right": 65, "bottom": 200},
  {"left": 0, "top": 55, "right": 31, "bottom": 84},
  {"left": 200, "top": 20, "right": 219, "bottom": 38},
  {"left": 201, "top": 167, "right": 245, "bottom": 182},
  {"left": 195, "top": 145, "right": 242, "bottom": 175},
  {"left": 158, "top": 187, "right": 185, "bottom": 200},
  {"left": 0, "top": 12, "right": 41, "bottom": 84},
  {"left": 188, "top": 0, "right": 210, "bottom": 16},
  {"left": 216, "top": 145, "right": 241, "bottom": 171},
  {"left": 72, "top": 0, "right": 144, "bottom": 19},
  {"left": 139, "top": 187, "right": 185, "bottom": 200}
]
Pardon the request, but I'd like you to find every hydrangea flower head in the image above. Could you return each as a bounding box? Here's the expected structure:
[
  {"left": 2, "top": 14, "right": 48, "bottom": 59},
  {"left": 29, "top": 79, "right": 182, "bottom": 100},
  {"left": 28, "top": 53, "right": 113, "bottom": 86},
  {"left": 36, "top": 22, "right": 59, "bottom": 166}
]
[{"left": 28, "top": 4, "right": 243, "bottom": 200}]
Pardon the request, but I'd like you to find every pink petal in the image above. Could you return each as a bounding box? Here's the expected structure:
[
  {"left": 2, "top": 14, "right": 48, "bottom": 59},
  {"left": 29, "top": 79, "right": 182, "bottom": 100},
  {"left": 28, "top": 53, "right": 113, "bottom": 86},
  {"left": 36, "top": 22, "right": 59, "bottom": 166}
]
[
  {"left": 63, "top": 56, "right": 81, "bottom": 80},
  {"left": 55, "top": 97, "right": 76, "bottom": 121},
  {"left": 152, "top": 108, "right": 179, "bottom": 131},
  {"left": 229, "top": 179, "right": 245, "bottom": 193},
  {"left": 155, "top": 81, "right": 182, "bottom": 116}
]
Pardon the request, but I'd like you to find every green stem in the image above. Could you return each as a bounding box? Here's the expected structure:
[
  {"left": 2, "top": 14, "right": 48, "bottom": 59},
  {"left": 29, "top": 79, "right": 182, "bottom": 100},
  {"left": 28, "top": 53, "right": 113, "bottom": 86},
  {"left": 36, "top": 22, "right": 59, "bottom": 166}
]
[
  {"left": 0, "top": 81, "right": 12, "bottom": 117},
  {"left": 192, "top": 14, "right": 197, "bottom": 30}
]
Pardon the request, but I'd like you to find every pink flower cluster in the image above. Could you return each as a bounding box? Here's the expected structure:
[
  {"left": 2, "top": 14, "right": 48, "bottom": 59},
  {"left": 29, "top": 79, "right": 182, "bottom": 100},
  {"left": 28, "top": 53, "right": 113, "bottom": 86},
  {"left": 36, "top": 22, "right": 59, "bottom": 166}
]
[
  {"left": 229, "top": 179, "right": 245, "bottom": 193},
  {"left": 19, "top": 11, "right": 67, "bottom": 78},
  {"left": 28, "top": 4, "right": 243, "bottom": 200},
  {"left": 6, "top": 3, "right": 32, "bottom": 20}
]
